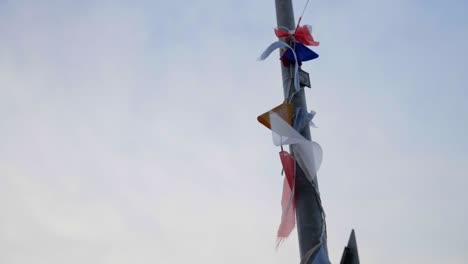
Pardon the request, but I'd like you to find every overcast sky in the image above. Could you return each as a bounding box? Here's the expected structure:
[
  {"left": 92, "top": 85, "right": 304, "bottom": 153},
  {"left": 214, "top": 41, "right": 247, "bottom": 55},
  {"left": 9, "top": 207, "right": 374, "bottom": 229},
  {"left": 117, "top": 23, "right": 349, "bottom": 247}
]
[{"left": 1, "top": 0, "right": 467, "bottom": 263}]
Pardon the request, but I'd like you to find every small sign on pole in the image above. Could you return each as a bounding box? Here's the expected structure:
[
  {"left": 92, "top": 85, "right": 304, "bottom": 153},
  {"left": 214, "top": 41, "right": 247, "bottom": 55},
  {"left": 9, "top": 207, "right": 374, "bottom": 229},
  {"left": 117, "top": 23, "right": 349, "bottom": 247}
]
[{"left": 299, "top": 69, "right": 311, "bottom": 88}]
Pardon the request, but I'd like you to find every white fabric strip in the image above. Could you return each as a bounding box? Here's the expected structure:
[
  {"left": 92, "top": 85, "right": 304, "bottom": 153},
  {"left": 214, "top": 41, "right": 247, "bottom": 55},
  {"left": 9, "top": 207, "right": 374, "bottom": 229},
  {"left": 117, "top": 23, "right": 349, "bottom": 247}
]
[
  {"left": 259, "top": 41, "right": 300, "bottom": 93},
  {"left": 269, "top": 112, "right": 309, "bottom": 146},
  {"left": 292, "top": 141, "right": 323, "bottom": 184}
]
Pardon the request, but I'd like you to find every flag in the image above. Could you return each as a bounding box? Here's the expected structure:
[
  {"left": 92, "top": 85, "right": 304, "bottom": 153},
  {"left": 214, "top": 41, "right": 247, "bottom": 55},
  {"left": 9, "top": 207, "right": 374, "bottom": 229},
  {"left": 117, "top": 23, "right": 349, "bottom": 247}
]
[{"left": 284, "top": 42, "right": 319, "bottom": 63}]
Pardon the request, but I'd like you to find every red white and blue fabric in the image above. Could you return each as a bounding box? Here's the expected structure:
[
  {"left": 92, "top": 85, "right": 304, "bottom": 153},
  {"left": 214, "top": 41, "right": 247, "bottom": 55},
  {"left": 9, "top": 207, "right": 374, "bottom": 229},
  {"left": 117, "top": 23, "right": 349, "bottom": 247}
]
[{"left": 275, "top": 25, "right": 320, "bottom": 64}]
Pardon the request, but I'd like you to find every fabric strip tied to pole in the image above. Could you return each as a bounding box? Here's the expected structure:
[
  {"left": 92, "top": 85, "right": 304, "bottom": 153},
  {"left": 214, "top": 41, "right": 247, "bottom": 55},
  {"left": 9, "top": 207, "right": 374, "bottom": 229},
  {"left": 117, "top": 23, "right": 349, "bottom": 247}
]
[
  {"left": 274, "top": 24, "right": 320, "bottom": 46},
  {"left": 292, "top": 141, "right": 323, "bottom": 185},
  {"left": 277, "top": 150, "right": 296, "bottom": 246},
  {"left": 259, "top": 41, "right": 300, "bottom": 93},
  {"left": 266, "top": 110, "right": 323, "bottom": 184},
  {"left": 294, "top": 108, "right": 317, "bottom": 133},
  {"left": 269, "top": 112, "right": 310, "bottom": 146}
]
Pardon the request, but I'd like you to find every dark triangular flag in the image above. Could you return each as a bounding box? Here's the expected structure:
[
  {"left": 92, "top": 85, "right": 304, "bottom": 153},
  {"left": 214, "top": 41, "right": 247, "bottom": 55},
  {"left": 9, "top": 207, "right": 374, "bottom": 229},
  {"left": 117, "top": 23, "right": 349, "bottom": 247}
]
[{"left": 284, "top": 42, "right": 319, "bottom": 63}]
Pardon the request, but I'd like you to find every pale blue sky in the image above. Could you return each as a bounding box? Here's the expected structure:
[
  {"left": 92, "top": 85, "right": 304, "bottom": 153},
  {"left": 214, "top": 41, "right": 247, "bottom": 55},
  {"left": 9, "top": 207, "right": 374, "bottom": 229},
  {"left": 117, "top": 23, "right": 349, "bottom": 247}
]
[{"left": 1, "top": 0, "right": 467, "bottom": 263}]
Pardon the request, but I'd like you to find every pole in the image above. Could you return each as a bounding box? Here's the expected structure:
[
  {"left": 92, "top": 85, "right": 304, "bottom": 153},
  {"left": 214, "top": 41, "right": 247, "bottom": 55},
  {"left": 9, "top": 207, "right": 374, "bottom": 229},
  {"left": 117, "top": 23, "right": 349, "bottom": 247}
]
[{"left": 274, "top": 0, "right": 326, "bottom": 262}]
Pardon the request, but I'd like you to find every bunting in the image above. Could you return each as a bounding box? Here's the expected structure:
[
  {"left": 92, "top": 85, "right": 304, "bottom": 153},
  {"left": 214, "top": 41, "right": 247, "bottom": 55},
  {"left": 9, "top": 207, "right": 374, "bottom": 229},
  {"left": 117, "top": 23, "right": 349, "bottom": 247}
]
[{"left": 256, "top": 11, "right": 329, "bottom": 264}]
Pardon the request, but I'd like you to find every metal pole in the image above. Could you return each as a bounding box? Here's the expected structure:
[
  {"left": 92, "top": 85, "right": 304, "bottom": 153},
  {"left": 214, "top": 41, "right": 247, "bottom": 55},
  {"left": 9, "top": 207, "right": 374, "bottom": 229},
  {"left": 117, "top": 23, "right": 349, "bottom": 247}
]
[{"left": 274, "top": 0, "right": 325, "bottom": 262}]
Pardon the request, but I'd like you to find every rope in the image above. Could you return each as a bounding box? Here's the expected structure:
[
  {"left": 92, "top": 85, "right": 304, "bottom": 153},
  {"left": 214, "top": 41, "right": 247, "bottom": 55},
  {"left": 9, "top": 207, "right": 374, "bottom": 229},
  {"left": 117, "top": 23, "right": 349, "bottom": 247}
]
[{"left": 295, "top": 0, "right": 311, "bottom": 33}]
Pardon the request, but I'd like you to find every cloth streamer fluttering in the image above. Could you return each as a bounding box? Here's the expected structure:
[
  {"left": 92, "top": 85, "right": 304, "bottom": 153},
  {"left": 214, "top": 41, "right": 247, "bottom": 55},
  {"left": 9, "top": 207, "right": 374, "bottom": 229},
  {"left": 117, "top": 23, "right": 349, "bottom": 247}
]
[
  {"left": 275, "top": 24, "right": 320, "bottom": 46},
  {"left": 259, "top": 41, "right": 300, "bottom": 94},
  {"left": 294, "top": 108, "right": 317, "bottom": 133},
  {"left": 277, "top": 150, "right": 297, "bottom": 246},
  {"left": 292, "top": 141, "right": 323, "bottom": 185}
]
